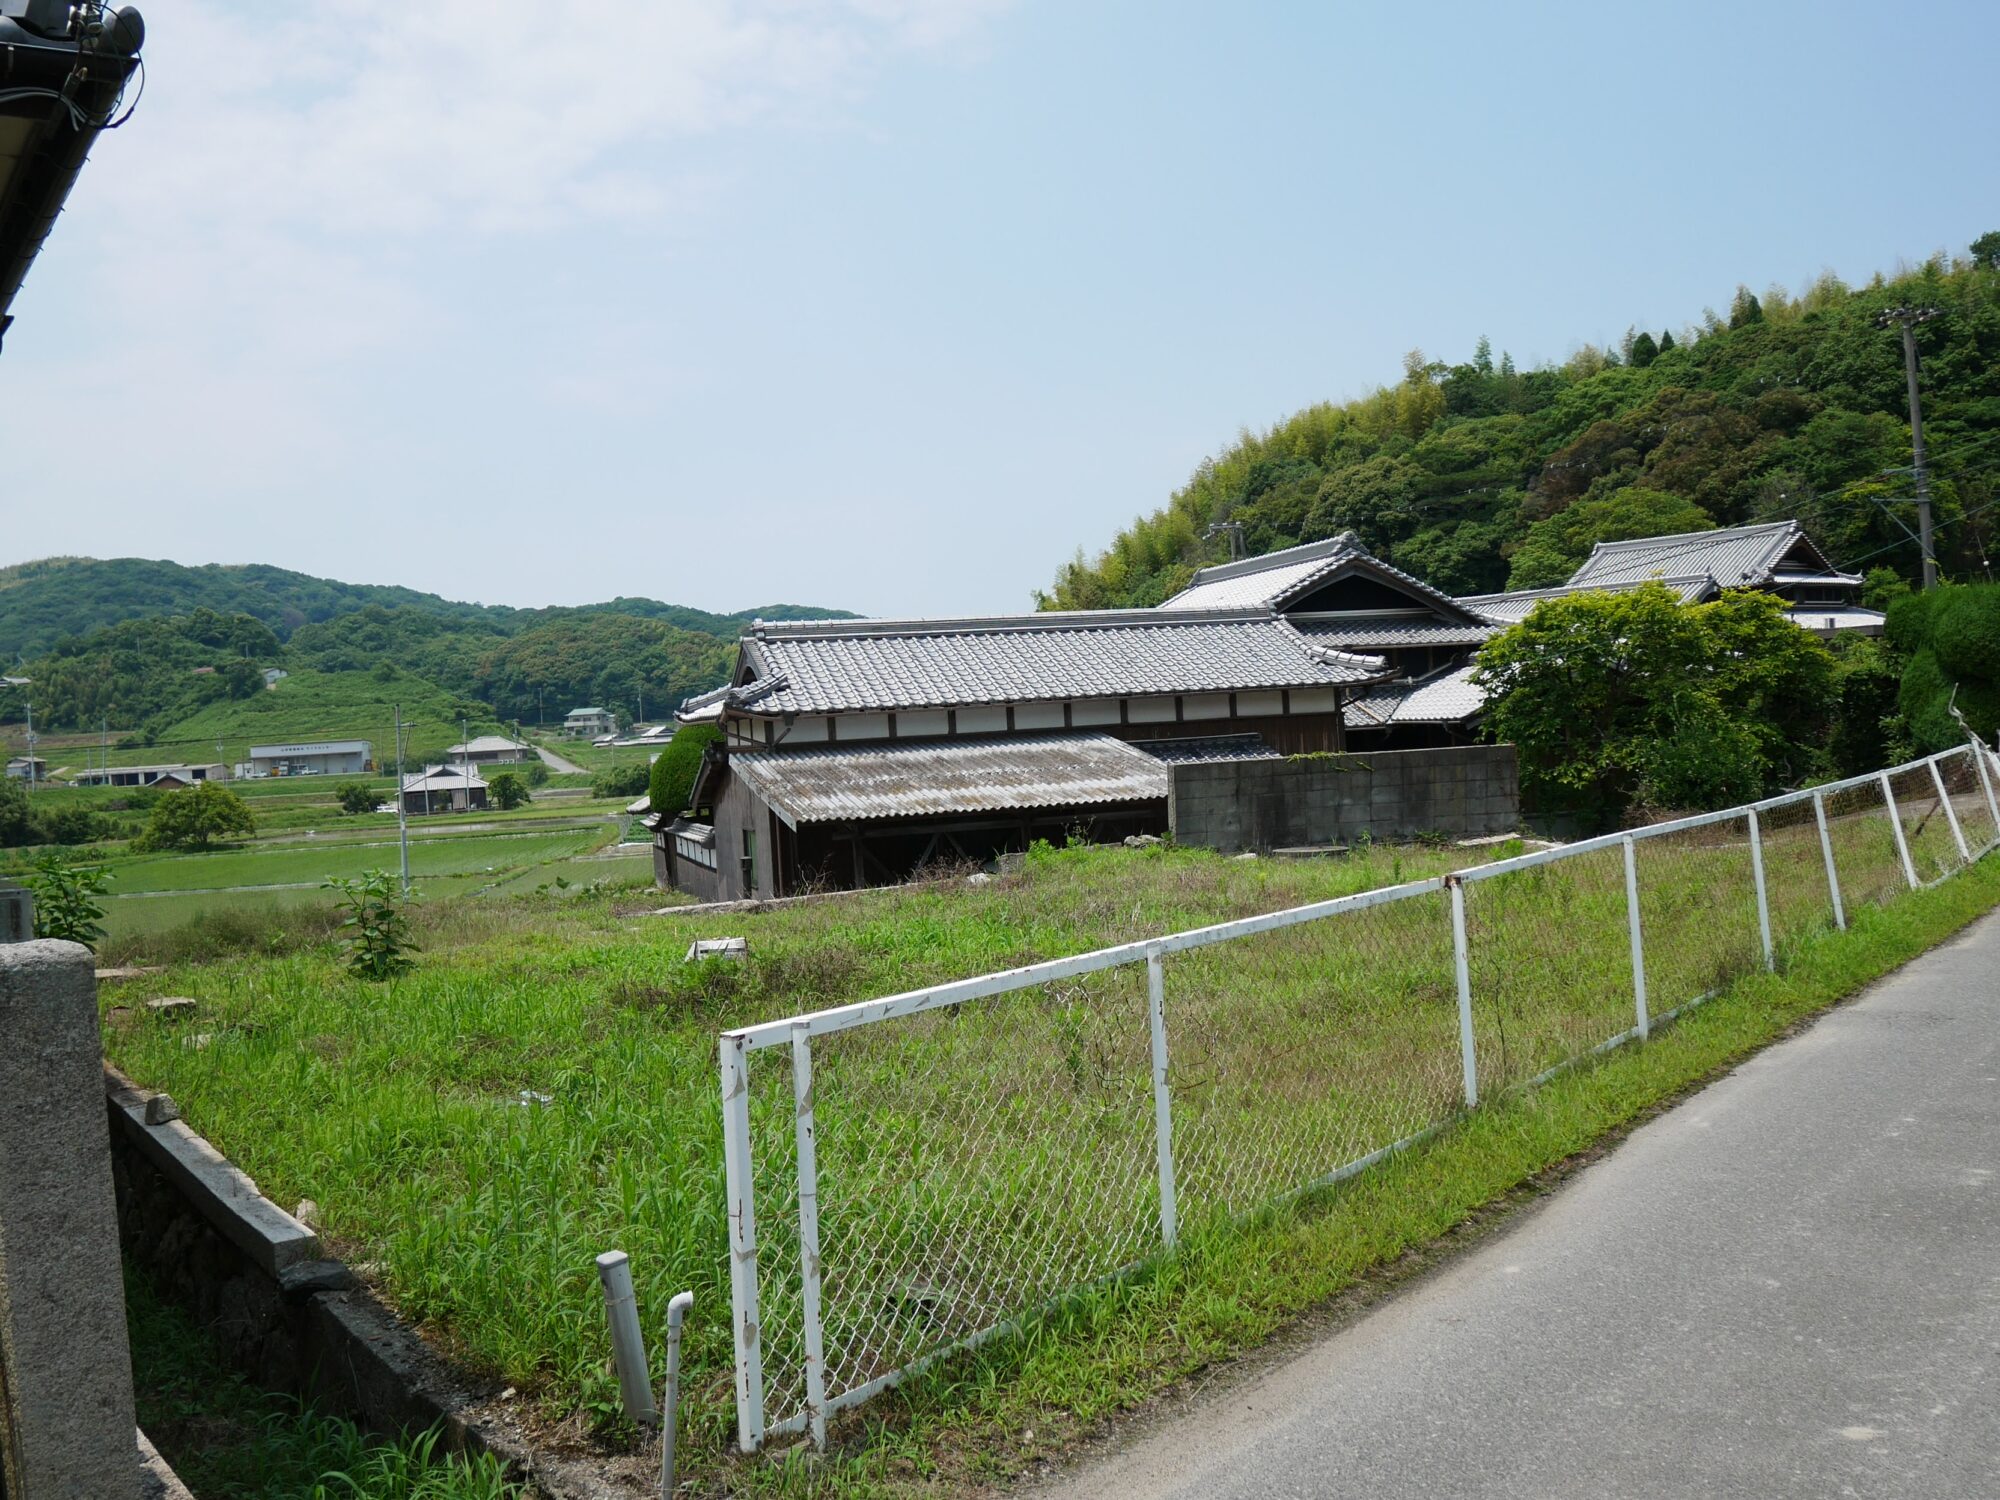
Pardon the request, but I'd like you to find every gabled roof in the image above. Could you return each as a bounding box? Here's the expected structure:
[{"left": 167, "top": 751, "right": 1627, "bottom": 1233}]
[
  {"left": 1159, "top": 532, "right": 1486, "bottom": 624},
  {"left": 1458, "top": 575, "right": 1715, "bottom": 626},
  {"left": 731, "top": 732, "right": 1169, "bottom": 826},
  {"left": 401, "top": 765, "right": 488, "bottom": 793},
  {"left": 691, "top": 609, "right": 1390, "bottom": 718},
  {"left": 447, "top": 735, "right": 530, "bottom": 755},
  {"left": 1566, "top": 520, "right": 1848, "bottom": 591}
]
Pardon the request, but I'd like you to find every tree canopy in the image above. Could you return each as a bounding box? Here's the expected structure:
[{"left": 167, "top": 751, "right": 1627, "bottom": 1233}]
[
  {"left": 1044, "top": 243, "right": 2000, "bottom": 611},
  {"left": 133, "top": 782, "right": 257, "bottom": 852},
  {"left": 1473, "top": 585, "right": 1837, "bottom": 828}
]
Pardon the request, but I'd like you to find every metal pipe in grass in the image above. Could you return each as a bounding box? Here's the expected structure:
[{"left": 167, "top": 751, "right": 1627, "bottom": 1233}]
[
  {"left": 661, "top": 1290, "right": 694, "bottom": 1498},
  {"left": 596, "top": 1250, "right": 659, "bottom": 1426}
]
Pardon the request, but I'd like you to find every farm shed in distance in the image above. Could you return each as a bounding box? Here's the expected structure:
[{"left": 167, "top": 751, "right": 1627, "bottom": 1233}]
[
  {"left": 70, "top": 762, "right": 225, "bottom": 788},
  {"left": 398, "top": 765, "right": 487, "bottom": 814},
  {"left": 445, "top": 735, "right": 534, "bottom": 766}
]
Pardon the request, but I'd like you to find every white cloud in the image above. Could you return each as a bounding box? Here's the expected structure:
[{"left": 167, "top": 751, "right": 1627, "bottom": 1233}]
[{"left": 2, "top": 0, "right": 1013, "bottom": 573}]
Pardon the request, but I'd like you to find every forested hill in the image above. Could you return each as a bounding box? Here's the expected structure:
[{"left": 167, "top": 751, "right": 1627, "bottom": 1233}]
[
  {"left": 0, "top": 557, "right": 853, "bottom": 735},
  {"left": 1043, "top": 240, "right": 2000, "bottom": 609},
  {"left": 0, "top": 555, "right": 850, "bottom": 663}
]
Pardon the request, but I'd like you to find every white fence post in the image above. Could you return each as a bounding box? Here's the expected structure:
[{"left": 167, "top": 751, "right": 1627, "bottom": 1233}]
[
  {"left": 1880, "top": 771, "right": 1920, "bottom": 889},
  {"left": 1622, "top": 836, "right": 1650, "bottom": 1039},
  {"left": 1448, "top": 878, "right": 1478, "bottom": 1107},
  {"left": 1746, "top": 808, "right": 1774, "bottom": 971},
  {"left": 1145, "top": 948, "right": 1179, "bottom": 1251},
  {"left": 1813, "top": 790, "right": 1846, "bottom": 931},
  {"left": 791, "top": 1026, "right": 829, "bottom": 1451},
  {"left": 1972, "top": 742, "right": 2000, "bottom": 839},
  {"left": 1928, "top": 756, "right": 1970, "bottom": 864},
  {"left": 720, "top": 1034, "right": 767, "bottom": 1453}
]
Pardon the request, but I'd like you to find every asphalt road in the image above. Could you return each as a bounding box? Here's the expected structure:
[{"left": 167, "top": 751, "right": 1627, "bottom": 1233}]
[{"left": 1039, "top": 911, "right": 2000, "bottom": 1500}]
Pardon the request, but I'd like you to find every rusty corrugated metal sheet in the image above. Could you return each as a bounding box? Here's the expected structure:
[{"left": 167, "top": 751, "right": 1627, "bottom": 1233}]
[{"left": 730, "top": 732, "right": 1168, "bottom": 825}]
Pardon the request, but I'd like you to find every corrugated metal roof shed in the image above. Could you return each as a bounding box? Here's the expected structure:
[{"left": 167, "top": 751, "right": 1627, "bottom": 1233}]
[
  {"left": 730, "top": 732, "right": 1169, "bottom": 826},
  {"left": 715, "top": 610, "right": 1387, "bottom": 717}
]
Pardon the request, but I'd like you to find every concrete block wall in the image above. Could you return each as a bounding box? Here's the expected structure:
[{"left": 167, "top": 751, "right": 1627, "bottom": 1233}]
[{"left": 1169, "top": 745, "right": 1520, "bottom": 853}]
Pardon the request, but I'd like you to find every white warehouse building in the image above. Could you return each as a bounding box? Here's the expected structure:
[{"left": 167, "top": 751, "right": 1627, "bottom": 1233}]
[{"left": 247, "top": 739, "right": 373, "bottom": 777}]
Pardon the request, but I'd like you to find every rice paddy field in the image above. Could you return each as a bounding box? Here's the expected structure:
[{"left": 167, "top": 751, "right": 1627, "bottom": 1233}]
[{"left": 96, "top": 751, "right": 2000, "bottom": 1493}]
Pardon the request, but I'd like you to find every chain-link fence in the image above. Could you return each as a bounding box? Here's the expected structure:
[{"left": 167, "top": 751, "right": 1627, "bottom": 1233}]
[{"left": 718, "top": 743, "right": 2000, "bottom": 1451}]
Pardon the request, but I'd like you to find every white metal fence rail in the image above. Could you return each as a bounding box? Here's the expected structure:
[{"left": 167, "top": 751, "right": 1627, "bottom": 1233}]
[{"left": 718, "top": 742, "right": 2000, "bottom": 1451}]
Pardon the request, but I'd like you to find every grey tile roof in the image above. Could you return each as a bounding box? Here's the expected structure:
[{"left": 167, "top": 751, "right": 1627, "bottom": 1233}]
[
  {"left": 1128, "top": 733, "right": 1282, "bottom": 764},
  {"left": 1566, "top": 520, "right": 1843, "bottom": 591},
  {"left": 1459, "top": 575, "right": 1715, "bottom": 625},
  {"left": 1294, "top": 616, "right": 1498, "bottom": 649},
  {"left": 1344, "top": 664, "right": 1488, "bottom": 729},
  {"left": 707, "top": 609, "right": 1389, "bottom": 717},
  {"left": 730, "top": 732, "right": 1169, "bottom": 825},
  {"left": 1160, "top": 532, "right": 1480, "bottom": 622}
]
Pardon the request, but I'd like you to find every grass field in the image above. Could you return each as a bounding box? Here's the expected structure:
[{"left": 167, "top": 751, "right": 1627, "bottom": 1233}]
[{"left": 98, "top": 757, "right": 2000, "bottom": 1496}]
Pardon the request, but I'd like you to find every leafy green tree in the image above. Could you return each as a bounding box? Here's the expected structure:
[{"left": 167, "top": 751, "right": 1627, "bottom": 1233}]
[
  {"left": 591, "top": 762, "right": 653, "bottom": 800},
  {"left": 1627, "top": 331, "right": 1659, "bottom": 368},
  {"left": 0, "top": 776, "right": 32, "bottom": 846},
  {"left": 1475, "top": 584, "right": 1836, "bottom": 827},
  {"left": 335, "top": 781, "right": 378, "bottom": 815},
  {"left": 1505, "top": 488, "right": 1714, "bottom": 589},
  {"left": 1890, "top": 583, "right": 2000, "bottom": 751},
  {"left": 133, "top": 782, "right": 256, "bottom": 852},
  {"left": 35, "top": 805, "right": 109, "bottom": 845},
  {"left": 1729, "top": 286, "right": 1764, "bottom": 328},
  {"left": 487, "top": 771, "right": 529, "bottom": 810},
  {"left": 24, "top": 849, "right": 110, "bottom": 947},
  {"left": 648, "top": 724, "right": 723, "bottom": 816},
  {"left": 1657, "top": 330, "right": 1675, "bottom": 354},
  {"left": 1971, "top": 230, "right": 2000, "bottom": 271},
  {"left": 325, "top": 870, "right": 416, "bottom": 981}
]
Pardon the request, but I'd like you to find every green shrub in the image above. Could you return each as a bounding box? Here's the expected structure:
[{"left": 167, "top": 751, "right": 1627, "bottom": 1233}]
[
  {"left": 648, "top": 724, "right": 722, "bottom": 816},
  {"left": 24, "top": 848, "right": 111, "bottom": 947},
  {"left": 591, "top": 762, "right": 652, "bottom": 800},
  {"left": 324, "top": 870, "right": 416, "bottom": 981},
  {"left": 487, "top": 771, "right": 529, "bottom": 810},
  {"left": 335, "top": 781, "right": 378, "bottom": 815}
]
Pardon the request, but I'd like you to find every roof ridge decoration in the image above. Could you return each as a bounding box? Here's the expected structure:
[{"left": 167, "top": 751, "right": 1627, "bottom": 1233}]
[{"left": 747, "top": 606, "right": 1290, "bottom": 641}]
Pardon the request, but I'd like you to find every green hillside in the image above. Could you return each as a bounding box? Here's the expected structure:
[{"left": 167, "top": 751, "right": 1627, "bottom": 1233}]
[
  {"left": 1045, "top": 243, "right": 2000, "bottom": 607},
  {"left": 0, "top": 553, "right": 852, "bottom": 663}
]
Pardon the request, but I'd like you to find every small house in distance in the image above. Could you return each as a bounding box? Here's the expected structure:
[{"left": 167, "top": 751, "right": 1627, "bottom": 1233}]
[
  {"left": 248, "top": 740, "right": 372, "bottom": 777},
  {"left": 398, "top": 765, "right": 487, "bottom": 814},
  {"left": 563, "top": 707, "right": 616, "bottom": 739},
  {"left": 446, "top": 735, "right": 534, "bottom": 766},
  {"left": 4, "top": 755, "right": 47, "bottom": 780}
]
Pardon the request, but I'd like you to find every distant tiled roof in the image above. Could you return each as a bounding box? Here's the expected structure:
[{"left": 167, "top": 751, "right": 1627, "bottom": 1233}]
[
  {"left": 1294, "top": 616, "right": 1498, "bottom": 650},
  {"left": 401, "top": 765, "right": 487, "bottom": 793},
  {"left": 1459, "top": 575, "right": 1714, "bottom": 625},
  {"left": 1128, "top": 734, "right": 1282, "bottom": 765},
  {"left": 1160, "top": 532, "right": 1480, "bottom": 622},
  {"left": 1567, "top": 521, "right": 1843, "bottom": 591},
  {"left": 700, "top": 610, "right": 1389, "bottom": 717},
  {"left": 730, "top": 732, "right": 1169, "bottom": 825},
  {"left": 1344, "top": 664, "right": 1488, "bottom": 729}
]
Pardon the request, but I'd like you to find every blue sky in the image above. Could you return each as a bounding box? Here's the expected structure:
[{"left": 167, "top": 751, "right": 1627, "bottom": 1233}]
[{"left": 5, "top": 0, "right": 1997, "bottom": 619}]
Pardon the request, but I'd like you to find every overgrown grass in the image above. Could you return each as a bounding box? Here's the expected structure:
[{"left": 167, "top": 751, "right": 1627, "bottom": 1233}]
[
  {"left": 99, "top": 784, "right": 2000, "bottom": 1497},
  {"left": 99, "top": 842, "right": 1465, "bottom": 1454},
  {"left": 127, "top": 1269, "right": 517, "bottom": 1499}
]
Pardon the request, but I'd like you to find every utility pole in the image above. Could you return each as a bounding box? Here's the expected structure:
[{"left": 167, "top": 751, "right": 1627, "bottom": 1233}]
[
  {"left": 1876, "top": 305, "right": 1942, "bottom": 589},
  {"left": 394, "top": 705, "right": 411, "bottom": 895},
  {"left": 23, "top": 698, "right": 33, "bottom": 792},
  {"left": 460, "top": 715, "right": 471, "bottom": 812}
]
